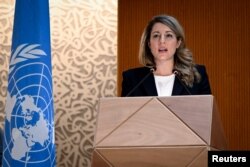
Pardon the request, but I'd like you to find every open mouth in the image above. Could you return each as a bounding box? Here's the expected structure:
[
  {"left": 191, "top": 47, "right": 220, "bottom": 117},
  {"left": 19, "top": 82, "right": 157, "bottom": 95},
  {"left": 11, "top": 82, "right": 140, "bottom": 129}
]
[{"left": 159, "top": 48, "right": 168, "bottom": 52}]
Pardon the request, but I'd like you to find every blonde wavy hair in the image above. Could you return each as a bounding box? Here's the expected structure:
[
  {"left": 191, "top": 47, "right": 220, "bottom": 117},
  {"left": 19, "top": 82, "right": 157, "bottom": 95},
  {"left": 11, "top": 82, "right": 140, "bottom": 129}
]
[{"left": 139, "top": 15, "right": 201, "bottom": 87}]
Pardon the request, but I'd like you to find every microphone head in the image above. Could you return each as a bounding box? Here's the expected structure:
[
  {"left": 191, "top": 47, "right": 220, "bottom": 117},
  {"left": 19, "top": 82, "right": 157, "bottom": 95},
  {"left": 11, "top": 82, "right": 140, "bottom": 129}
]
[
  {"left": 173, "top": 70, "right": 179, "bottom": 75},
  {"left": 150, "top": 66, "right": 156, "bottom": 72}
]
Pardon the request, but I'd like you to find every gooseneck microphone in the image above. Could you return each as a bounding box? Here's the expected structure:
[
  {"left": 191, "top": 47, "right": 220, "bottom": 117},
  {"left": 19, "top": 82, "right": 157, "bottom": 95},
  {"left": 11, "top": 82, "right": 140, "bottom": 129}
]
[
  {"left": 173, "top": 70, "right": 192, "bottom": 95},
  {"left": 126, "top": 67, "right": 155, "bottom": 97}
]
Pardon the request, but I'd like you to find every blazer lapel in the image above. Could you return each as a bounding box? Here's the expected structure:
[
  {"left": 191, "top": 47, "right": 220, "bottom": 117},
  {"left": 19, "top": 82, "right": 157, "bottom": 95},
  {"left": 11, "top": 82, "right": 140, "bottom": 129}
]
[
  {"left": 172, "top": 77, "right": 185, "bottom": 95},
  {"left": 143, "top": 74, "right": 158, "bottom": 96}
]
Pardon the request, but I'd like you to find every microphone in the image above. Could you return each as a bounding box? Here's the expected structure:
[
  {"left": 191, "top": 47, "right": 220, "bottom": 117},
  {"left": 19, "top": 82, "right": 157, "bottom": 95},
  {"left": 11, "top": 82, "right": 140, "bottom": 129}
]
[
  {"left": 173, "top": 70, "right": 192, "bottom": 95},
  {"left": 126, "top": 67, "right": 155, "bottom": 97}
]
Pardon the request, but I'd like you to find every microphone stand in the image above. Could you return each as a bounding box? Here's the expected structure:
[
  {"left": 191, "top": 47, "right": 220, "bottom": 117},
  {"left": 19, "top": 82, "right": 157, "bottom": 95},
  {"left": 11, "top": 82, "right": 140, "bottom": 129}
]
[
  {"left": 126, "top": 67, "right": 155, "bottom": 97},
  {"left": 173, "top": 70, "right": 192, "bottom": 95}
]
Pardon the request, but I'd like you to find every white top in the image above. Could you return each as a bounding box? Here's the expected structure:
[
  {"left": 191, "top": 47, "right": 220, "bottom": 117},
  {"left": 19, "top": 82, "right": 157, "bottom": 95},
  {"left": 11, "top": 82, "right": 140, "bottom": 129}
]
[{"left": 154, "top": 74, "right": 175, "bottom": 96}]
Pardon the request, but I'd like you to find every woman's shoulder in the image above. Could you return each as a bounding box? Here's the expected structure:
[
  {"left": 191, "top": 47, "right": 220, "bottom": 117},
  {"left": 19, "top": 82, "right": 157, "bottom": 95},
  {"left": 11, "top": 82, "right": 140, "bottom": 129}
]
[
  {"left": 195, "top": 64, "right": 206, "bottom": 69},
  {"left": 195, "top": 64, "right": 208, "bottom": 74}
]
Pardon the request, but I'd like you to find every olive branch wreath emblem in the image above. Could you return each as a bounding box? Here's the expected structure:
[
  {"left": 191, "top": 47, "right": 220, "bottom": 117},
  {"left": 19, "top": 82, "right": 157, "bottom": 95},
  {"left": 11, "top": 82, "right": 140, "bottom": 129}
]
[{"left": 9, "top": 43, "right": 47, "bottom": 74}]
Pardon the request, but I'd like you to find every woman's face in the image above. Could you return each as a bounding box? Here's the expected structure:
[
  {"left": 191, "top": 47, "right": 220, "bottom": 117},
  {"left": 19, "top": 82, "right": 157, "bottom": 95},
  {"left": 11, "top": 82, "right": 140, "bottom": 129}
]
[{"left": 148, "top": 22, "right": 181, "bottom": 64}]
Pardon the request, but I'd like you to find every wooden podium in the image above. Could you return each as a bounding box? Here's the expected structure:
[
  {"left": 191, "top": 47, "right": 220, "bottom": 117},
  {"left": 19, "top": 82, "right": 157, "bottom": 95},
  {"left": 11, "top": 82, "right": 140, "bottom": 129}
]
[{"left": 91, "top": 95, "right": 227, "bottom": 167}]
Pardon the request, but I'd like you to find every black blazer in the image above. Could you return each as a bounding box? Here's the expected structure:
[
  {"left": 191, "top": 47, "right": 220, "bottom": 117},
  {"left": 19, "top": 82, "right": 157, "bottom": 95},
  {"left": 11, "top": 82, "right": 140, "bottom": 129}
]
[{"left": 121, "top": 65, "right": 212, "bottom": 97}]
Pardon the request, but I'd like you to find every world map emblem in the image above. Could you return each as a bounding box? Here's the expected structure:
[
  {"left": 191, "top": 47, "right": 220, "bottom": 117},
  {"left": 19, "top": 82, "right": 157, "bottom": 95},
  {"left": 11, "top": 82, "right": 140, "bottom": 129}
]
[{"left": 3, "top": 44, "right": 55, "bottom": 166}]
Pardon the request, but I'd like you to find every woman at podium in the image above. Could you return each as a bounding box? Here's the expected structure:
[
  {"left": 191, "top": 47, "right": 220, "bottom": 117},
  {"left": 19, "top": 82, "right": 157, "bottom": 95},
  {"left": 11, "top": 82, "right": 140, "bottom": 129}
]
[{"left": 121, "top": 15, "right": 212, "bottom": 97}]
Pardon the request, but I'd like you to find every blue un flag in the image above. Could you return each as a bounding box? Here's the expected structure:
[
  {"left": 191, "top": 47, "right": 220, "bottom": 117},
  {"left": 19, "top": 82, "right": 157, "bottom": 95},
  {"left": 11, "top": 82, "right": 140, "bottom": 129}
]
[{"left": 2, "top": 0, "right": 56, "bottom": 166}]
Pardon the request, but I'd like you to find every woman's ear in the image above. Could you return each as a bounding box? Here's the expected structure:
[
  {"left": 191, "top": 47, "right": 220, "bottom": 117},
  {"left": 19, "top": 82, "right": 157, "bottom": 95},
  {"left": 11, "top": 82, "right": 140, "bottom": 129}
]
[{"left": 177, "top": 40, "right": 181, "bottom": 48}]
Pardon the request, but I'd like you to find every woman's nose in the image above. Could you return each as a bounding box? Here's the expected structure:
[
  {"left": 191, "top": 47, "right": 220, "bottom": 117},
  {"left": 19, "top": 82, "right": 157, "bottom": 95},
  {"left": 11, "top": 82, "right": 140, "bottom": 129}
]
[{"left": 160, "top": 35, "right": 166, "bottom": 43}]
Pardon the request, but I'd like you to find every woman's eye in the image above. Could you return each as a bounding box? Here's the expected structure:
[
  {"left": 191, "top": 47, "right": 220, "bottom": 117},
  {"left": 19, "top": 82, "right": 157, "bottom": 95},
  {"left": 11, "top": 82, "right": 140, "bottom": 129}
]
[
  {"left": 152, "top": 34, "right": 160, "bottom": 38},
  {"left": 165, "top": 34, "right": 173, "bottom": 38}
]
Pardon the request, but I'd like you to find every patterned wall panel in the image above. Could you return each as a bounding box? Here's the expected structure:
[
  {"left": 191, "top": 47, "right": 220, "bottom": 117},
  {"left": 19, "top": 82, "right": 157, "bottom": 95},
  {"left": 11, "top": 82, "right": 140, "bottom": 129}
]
[
  {"left": 0, "top": 1, "right": 14, "bottom": 122},
  {"left": 0, "top": 0, "right": 117, "bottom": 167}
]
